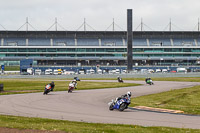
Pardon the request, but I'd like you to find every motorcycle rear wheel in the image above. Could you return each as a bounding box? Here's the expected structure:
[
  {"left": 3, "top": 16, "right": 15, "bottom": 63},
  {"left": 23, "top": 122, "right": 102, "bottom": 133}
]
[{"left": 43, "top": 89, "right": 49, "bottom": 95}]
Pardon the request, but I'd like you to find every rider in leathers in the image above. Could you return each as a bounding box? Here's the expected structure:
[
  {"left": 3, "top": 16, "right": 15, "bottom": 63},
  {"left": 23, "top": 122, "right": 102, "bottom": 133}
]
[{"left": 115, "top": 91, "right": 132, "bottom": 103}]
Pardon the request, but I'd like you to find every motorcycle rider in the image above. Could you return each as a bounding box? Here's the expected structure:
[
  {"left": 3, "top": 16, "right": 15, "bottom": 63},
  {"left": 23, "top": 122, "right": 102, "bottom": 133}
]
[
  {"left": 71, "top": 79, "right": 77, "bottom": 89},
  {"left": 68, "top": 79, "right": 78, "bottom": 93},
  {"left": 117, "top": 76, "right": 123, "bottom": 82},
  {"left": 115, "top": 91, "right": 132, "bottom": 104},
  {"left": 145, "top": 77, "right": 151, "bottom": 83},
  {"left": 50, "top": 81, "right": 55, "bottom": 91},
  {"left": 145, "top": 77, "right": 154, "bottom": 85},
  {"left": 74, "top": 77, "right": 80, "bottom": 81},
  {"left": 43, "top": 83, "right": 52, "bottom": 95}
]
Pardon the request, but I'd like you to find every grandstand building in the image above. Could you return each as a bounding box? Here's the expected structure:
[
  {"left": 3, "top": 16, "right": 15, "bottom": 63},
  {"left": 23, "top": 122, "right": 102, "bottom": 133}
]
[{"left": 0, "top": 31, "right": 200, "bottom": 68}]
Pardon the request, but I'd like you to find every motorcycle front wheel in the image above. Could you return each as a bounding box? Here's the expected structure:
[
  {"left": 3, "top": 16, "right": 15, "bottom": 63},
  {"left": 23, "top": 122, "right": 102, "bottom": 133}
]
[
  {"left": 43, "top": 89, "right": 49, "bottom": 95},
  {"left": 109, "top": 104, "right": 114, "bottom": 111}
]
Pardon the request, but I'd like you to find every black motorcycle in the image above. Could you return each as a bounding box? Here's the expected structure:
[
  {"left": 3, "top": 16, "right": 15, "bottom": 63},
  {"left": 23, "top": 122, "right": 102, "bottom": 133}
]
[
  {"left": 74, "top": 77, "right": 80, "bottom": 81},
  {"left": 118, "top": 77, "right": 123, "bottom": 83}
]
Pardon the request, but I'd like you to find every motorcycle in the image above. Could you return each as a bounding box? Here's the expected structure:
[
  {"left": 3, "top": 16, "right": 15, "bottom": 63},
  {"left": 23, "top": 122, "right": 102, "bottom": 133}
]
[
  {"left": 108, "top": 97, "right": 131, "bottom": 111},
  {"left": 146, "top": 79, "right": 154, "bottom": 85},
  {"left": 74, "top": 77, "right": 80, "bottom": 81},
  {"left": 118, "top": 78, "right": 123, "bottom": 83},
  {"left": 68, "top": 82, "right": 77, "bottom": 93},
  {"left": 43, "top": 84, "right": 52, "bottom": 95}
]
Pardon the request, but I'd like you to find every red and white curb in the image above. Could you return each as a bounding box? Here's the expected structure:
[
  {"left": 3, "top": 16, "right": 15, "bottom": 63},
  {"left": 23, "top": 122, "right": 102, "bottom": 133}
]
[{"left": 131, "top": 106, "right": 184, "bottom": 114}]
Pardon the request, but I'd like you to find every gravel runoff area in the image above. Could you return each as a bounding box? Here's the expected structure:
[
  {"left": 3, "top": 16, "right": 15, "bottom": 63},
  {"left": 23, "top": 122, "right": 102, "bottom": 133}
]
[{"left": 0, "top": 80, "right": 200, "bottom": 129}]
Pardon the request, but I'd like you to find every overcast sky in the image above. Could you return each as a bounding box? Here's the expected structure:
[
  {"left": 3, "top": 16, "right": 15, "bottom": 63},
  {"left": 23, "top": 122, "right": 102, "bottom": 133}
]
[{"left": 0, "top": 0, "right": 200, "bottom": 31}]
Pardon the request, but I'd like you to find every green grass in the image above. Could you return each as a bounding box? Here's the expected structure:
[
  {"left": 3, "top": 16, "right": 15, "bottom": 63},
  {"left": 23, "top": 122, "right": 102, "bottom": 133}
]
[
  {"left": 4, "top": 66, "right": 20, "bottom": 71},
  {"left": 121, "top": 77, "right": 200, "bottom": 82},
  {"left": 0, "top": 79, "right": 140, "bottom": 95},
  {"left": 82, "top": 77, "right": 200, "bottom": 82},
  {"left": 0, "top": 78, "right": 200, "bottom": 132},
  {"left": 130, "top": 85, "right": 200, "bottom": 115},
  {"left": 0, "top": 115, "right": 199, "bottom": 133},
  {"left": 147, "top": 77, "right": 200, "bottom": 82}
]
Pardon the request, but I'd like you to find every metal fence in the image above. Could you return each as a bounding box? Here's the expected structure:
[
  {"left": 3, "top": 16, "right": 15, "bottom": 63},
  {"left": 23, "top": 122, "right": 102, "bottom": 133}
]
[{"left": 0, "top": 72, "right": 200, "bottom": 79}]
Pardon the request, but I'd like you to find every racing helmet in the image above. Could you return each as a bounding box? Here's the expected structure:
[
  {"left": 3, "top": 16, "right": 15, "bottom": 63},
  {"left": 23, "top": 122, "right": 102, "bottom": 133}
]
[
  {"left": 127, "top": 91, "right": 132, "bottom": 97},
  {"left": 73, "top": 79, "right": 76, "bottom": 82}
]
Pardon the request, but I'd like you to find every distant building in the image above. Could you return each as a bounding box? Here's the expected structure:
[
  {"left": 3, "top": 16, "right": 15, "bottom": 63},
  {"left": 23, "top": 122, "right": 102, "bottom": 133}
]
[{"left": 0, "top": 31, "right": 200, "bottom": 67}]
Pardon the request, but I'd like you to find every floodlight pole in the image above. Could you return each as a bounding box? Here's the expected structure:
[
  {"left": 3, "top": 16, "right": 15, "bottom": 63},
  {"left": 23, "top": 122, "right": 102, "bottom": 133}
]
[
  {"left": 113, "top": 18, "right": 115, "bottom": 31},
  {"left": 198, "top": 18, "right": 199, "bottom": 31},
  {"left": 84, "top": 18, "right": 86, "bottom": 31},
  {"left": 141, "top": 18, "right": 143, "bottom": 31},
  {"left": 26, "top": 17, "right": 28, "bottom": 32},
  {"left": 127, "top": 9, "right": 133, "bottom": 72},
  {"left": 169, "top": 18, "right": 172, "bottom": 31},
  {"left": 55, "top": 18, "right": 57, "bottom": 31}
]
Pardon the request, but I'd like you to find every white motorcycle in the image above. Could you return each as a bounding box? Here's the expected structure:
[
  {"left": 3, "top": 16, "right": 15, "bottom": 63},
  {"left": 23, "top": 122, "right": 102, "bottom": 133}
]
[{"left": 68, "top": 82, "right": 77, "bottom": 93}]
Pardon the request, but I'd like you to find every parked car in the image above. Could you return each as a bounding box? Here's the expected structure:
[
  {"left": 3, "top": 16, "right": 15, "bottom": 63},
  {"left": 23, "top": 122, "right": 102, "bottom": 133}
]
[
  {"left": 86, "top": 69, "right": 95, "bottom": 74},
  {"left": 177, "top": 68, "right": 187, "bottom": 73},
  {"left": 170, "top": 70, "right": 177, "bottom": 73},
  {"left": 27, "top": 68, "right": 33, "bottom": 75},
  {"left": 148, "top": 69, "right": 154, "bottom": 73},
  {"left": 162, "top": 69, "right": 168, "bottom": 73},
  {"left": 115, "top": 69, "right": 120, "bottom": 74},
  {"left": 58, "top": 69, "right": 62, "bottom": 75},
  {"left": 35, "top": 69, "right": 42, "bottom": 75},
  {"left": 53, "top": 69, "right": 59, "bottom": 75},
  {"left": 97, "top": 69, "right": 103, "bottom": 74},
  {"left": 155, "top": 69, "right": 161, "bottom": 73},
  {"left": 79, "top": 70, "right": 85, "bottom": 74},
  {"left": 45, "top": 69, "right": 53, "bottom": 75},
  {"left": 63, "top": 70, "right": 75, "bottom": 75}
]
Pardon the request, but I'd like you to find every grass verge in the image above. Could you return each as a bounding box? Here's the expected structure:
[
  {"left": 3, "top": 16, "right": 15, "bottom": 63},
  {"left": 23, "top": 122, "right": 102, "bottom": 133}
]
[
  {"left": 0, "top": 79, "right": 140, "bottom": 95},
  {"left": 130, "top": 85, "right": 200, "bottom": 115},
  {"left": 146, "top": 77, "right": 200, "bottom": 82},
  {"left": 117, "top": 77, "right": 200, "bottom": 82},
  {"left": 80, "top": 77, "right": 200, "bottom": 82},
  {"left": 0, "top": 115, "right": 199, "bottom": 133}
]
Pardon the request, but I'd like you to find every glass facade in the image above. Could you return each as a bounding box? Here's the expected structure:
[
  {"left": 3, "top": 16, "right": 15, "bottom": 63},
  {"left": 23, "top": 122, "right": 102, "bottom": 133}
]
[
  {"left": 0, "top": 48, "right": 199, "bottom": 57},
  {"left": 1, "top": 31, "right": 200, "bottom": 66}
]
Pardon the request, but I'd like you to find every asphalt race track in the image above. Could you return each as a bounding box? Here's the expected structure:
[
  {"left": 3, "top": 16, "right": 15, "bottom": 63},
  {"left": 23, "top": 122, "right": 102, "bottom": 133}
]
[{"left": 0, "top": 80, "right": 200, "bottom": 129}]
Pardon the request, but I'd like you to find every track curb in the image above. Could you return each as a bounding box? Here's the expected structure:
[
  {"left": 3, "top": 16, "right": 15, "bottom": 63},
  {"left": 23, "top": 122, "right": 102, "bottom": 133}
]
[{"left": 132, "top": 106, "right": 184, "bottom": 114}]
